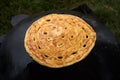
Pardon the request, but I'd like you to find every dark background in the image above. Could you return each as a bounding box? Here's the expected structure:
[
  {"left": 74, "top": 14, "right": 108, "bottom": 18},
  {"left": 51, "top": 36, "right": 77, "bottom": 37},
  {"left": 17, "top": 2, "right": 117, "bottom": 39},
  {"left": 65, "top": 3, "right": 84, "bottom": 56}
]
[
  {"left": 0, "top": 0, "right": 120, "bottom": 41},
  {"left": 0, "top": 0, "right": 120, "bottom": 80}
]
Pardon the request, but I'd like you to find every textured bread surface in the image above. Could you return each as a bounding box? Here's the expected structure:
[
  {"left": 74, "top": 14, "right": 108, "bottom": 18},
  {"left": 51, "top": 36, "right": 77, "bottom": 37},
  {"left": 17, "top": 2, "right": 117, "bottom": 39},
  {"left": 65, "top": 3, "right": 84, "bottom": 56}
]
[{"left": 24, "top": 14, "right": 96, "bottom": 68}]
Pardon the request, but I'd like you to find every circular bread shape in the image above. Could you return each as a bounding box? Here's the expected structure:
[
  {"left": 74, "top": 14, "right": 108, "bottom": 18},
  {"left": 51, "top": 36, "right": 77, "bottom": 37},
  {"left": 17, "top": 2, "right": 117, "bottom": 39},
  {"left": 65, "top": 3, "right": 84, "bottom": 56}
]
[{"left": 24, "top": 14, "right": 96, "bottom": 68}]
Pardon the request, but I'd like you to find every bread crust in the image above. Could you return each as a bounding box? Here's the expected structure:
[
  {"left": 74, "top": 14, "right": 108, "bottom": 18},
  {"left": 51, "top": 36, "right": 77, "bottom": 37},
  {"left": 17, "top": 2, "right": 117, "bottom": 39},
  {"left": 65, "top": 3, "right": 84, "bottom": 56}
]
[{"left": 24, "top": 14, "right": 96, "bottom": 68}]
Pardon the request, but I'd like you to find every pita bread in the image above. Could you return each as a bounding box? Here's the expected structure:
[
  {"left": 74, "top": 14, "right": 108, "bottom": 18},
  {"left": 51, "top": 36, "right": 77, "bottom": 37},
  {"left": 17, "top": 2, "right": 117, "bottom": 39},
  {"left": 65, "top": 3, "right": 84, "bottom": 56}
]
[{"left": 24, "top": 14, "right": 96, "bottom": 68}]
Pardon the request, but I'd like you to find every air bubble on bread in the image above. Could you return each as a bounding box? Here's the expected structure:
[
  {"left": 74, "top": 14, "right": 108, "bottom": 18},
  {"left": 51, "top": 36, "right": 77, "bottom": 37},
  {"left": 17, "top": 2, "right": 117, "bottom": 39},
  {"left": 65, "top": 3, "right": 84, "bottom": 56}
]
[
  {"left": 38, "top": 46, "right": 41, "bottom": 49},
  {"left": 44, "top": 54, "right": 49, "bottom": 58},
  {"left": 57, "top": 42, "right": 64, "bottom": 47},
  {"left": 70, "top": 35, "right": 74, "bottom": 38},
  {"left": 72, "top": 51, "right": 77, "bottom": 55},
  {"left": 46, "top": 19, "right": 51, "bottom": 22},
  {"left": 61, "top": 35, "right": 64, "bottom": 38},
  {"left": 43, "top": 31, "right": 47, "bottom": 35},
  {"left": 86, "top": 35, "right": 88, "bottom": 38},
  {"left": 83, "top": 44, "right": 86, "bottom": 47},
  {"left": 65, "top": 27, "right": 67, "bottom": 29},
  {"left": 47, "top": 37, "right": 53, "bottom": 41},
  {"left": 33, "top": 37, "right": 35, "bottom": 41},
  {"left": 57, "top": 56, "right": 63, "bottom": 59}
]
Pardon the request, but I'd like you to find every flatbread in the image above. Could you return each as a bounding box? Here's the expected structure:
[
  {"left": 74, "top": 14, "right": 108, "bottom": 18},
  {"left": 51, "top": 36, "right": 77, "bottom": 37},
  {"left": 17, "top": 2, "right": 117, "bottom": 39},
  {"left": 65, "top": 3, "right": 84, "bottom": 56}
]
[{"left": 24, "top": 14, "right": 96, "bottom": 68}]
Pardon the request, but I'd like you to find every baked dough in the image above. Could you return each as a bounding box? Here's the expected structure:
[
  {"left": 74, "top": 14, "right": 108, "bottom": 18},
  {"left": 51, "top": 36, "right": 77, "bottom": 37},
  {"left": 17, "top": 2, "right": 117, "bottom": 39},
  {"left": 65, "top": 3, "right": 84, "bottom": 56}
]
[{"left": 24, "top": 14, "right": 96, "bottom": 68}]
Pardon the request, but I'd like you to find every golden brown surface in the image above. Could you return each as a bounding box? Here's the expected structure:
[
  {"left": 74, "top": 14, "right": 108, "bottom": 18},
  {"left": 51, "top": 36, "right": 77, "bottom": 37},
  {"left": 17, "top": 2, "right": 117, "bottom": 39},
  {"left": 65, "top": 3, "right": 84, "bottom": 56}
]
[{"left": 24, "top": 14, "right": 96, "bottom": 68}]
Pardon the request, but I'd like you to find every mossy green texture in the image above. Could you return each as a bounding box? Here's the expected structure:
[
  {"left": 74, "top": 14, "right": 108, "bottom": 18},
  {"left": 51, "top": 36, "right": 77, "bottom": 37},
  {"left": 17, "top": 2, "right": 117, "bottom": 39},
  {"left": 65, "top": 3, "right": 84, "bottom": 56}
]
[{"left": 0, "top": 0, "right": 120, "bottom": 41}]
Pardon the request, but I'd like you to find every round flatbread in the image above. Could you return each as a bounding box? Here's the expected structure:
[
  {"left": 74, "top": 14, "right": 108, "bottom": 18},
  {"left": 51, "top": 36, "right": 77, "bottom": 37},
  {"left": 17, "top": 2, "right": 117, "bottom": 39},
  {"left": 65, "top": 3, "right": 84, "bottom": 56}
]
[{"left": 24, "top": 14, "right": 96, "bottom": 68}]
